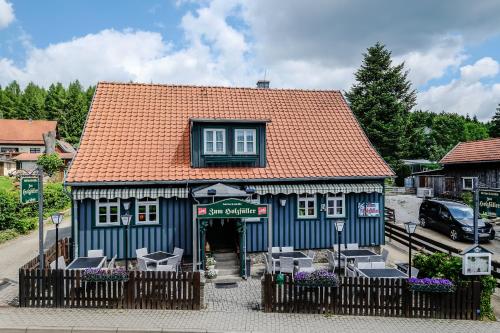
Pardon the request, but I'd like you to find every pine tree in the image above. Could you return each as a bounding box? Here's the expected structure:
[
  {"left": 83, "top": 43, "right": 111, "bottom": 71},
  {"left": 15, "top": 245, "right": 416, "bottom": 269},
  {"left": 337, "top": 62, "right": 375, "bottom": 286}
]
[
  {"left": 0, "top": 81, "right": 21, "bottom": 119},
  {"left": 60, "top": 80, "right": 88, "bottom": 145},
  {"left": 19, "top": 82, "right": 47, "bottom": 119},
  {"left": 490, "top": 104, "right": 500, "bottom": 138},
  {"left": 44, "top": 83, "right": 67, "bottom": 121},
  {"left": 345, "top": 42, "right": 417, "bottom": 169}
]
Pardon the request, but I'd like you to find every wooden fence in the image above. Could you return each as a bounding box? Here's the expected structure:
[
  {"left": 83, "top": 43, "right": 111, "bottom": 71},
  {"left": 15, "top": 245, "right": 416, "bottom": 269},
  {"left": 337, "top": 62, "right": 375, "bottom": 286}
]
[
  {"left": 262, "top": 274, "right": 481, "bottom": 319},
  {"left": 21, "top": 237, "right": 72, "bottom": 270},
  {"left": 18, "top": 269, "right": 202, "bottom": 310}
]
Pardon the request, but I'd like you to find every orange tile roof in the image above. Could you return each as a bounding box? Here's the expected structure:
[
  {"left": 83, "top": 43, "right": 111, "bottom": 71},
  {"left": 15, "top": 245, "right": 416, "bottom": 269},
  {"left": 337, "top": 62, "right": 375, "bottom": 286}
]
[
  {"left": 0, "top": 119, "right": 57, "bottom": 145},
  {"left": 440, "top": 138, "right": 500, "bottom": 164},
  {"left": 66, "top": 82, "right": 393, "bottom": 184},
  {"left": 14, "top": 152, "right": 75, "bottom": 161}
]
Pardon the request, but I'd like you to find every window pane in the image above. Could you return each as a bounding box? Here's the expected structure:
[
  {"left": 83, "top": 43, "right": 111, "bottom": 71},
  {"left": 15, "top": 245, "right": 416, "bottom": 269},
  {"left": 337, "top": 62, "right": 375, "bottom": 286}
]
[
  {"left": 110, "top": 214, "right": 118, "bottom": 223},
  {"left": 139, "top": 206, "right": 146, "bottom": 213},
  {"left": 307, "top": 200, "right": 314, "bottom": 208},
  {"left": 109, "top": 198, "right": 118, "bottom": 202},
  {"left": 308, "top": 208, "right": 314, "bottom": 216},
  {"left": 138, "top": 213, "right": 146, "bottom": 221},
  {"left": 149, "top": 213, "right": 157, "bottom": 221},
  {"left": 99, "top": 215, "right": 107, "bottom": 223},
  {"left": 246, "top": 131, "right": 254, "bottom": 141},
  {"left": 236, "top": 130, "right": 244, "bottom": 141},
  {"left": 298, "top": 208, "right": 306, "bottom": 216},
  {"left": 327, "top": 199, "right": 334, "bottom": 207},
  {"left": 336, "top": 208, "right": 342, "bottom": 215},
  {"left": 299, "top": 201, "right": 305, "bottom": 208},
  {"left": 328, "top": 208, "right": 334, "bottom": 215},
  {"left": 237, "top": 142, "right": 244, "bottom": 152},
  {"left": 246, "top": 142, "right": 253, "bottom": 152},
  {"left": 206, "top": 131, "right": 213, "bottom": 141},
  {"left": 216, "top": 130, "right": 223, "bottom": 141},
  {"left": 206, "top": 142, "right": 214, "bottom": 152},
  {"left": 150, "top": 205, "right": 156, "bottom": 213},
  {"left": 299, "top": 194, "right": 306, "bottom": 198},
  {"left": 216, "top": 142, "right": 224, "bottom": 152},
  {"left": 110, "top": 206, "right": 118, "bottom": 214},
  {"left": 99, "top": 198, "right": 107, "bottom": 203},
  {"left": 336, "top": 199, "right": 342, "bottom": 206},
  {"left": 99, "top": 207, "right": 107, "bottom": 214}
]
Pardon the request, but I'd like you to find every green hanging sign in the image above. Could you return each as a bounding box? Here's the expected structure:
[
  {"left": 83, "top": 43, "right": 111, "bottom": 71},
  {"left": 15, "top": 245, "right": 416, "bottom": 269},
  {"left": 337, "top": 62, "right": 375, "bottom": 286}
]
[
  {"left": 196, "top": 198, "right": 268, "bottom": 219},
  {"left": 479, "top": 190, "right": 500, "bottom": 218},
  {"left": 20, "top": 177, "right": 39, "bottom": 204}
]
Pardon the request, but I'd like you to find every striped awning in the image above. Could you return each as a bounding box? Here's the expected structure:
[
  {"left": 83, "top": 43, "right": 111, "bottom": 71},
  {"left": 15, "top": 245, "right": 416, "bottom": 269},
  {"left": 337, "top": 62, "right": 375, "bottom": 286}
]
[
  {"left": 253, "top": 183, "right": 383, "bottom": 195},
  {"left": 72, "top": 187, "right": 188, "bottom": 200}
]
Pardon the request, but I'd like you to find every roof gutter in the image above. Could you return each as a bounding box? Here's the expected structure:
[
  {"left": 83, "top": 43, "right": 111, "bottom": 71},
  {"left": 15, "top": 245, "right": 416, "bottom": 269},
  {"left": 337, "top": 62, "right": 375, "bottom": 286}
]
[{"left": 66, "top": 175, "right": 389, "bottom": 187}]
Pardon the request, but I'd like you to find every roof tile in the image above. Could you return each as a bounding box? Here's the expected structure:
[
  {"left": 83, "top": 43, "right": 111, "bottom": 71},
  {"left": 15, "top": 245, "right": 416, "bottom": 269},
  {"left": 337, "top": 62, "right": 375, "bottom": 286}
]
[{"left": 440, "top": 138, "right": 500, "bottom": 164}]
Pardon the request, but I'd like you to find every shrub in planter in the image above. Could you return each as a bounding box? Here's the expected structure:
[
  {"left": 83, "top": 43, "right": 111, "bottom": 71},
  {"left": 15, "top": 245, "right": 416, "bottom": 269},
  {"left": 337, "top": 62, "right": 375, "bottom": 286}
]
[
  {"left": 294, "top": 269, "right": 339, "bottom": 287},
  {"left": 206, "top": 257, "right": 216, "bottom": 269},
  {"left": 205, "top": 269, "right": 217, "bottom": 279},
  {"left": 408, "top": 277, "right": 455, "bottom": 293}
]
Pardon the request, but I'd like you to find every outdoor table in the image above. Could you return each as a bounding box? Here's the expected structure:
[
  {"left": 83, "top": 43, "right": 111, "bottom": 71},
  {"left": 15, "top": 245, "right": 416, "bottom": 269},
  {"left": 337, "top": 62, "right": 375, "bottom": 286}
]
[
  {"left": 270, "top": 251, "right": 309, "bottom": 272},
  {"left": 142, "top": 251, "right": 177, "bottom": 265},
  {"left": 340, "top": 249, "right": 379, "bottom": 270},
  {"left": 357, "top": 268, "right": 408, "bottom": 278},
  {"left": 396, "top": 263, "right": 410, "bottom": 274},
  {"left": 66, "top": 256, "right": 107, "bottom": 270}
]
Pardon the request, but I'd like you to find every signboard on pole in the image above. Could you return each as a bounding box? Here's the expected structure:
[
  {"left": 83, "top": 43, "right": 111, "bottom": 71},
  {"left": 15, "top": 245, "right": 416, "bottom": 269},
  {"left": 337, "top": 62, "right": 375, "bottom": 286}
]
[
  {"left": 196, "top": 198, "right": 269, "bottom": 219},
  {"left": 461, "top": 245, "right": 492, "bottom": 276},
  {"left": 479, "top": 190, "right": 500, "bottom": 218},
  {"left": 20, "top": 177, "right": 39, "bottom": 204},
  {"left": 358, "top": 202, "right": 380, "bottom": 217}
]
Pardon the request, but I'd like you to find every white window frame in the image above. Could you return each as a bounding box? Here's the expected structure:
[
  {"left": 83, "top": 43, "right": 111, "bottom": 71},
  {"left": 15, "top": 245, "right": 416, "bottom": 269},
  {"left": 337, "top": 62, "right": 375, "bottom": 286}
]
[
  {"left": 234, "top": 129, "right": 257, "bottom": 155},
  {"left": 135, "top": 197, "right": 159, "bottom": 225},
  {"left": 326, "top": 193, "right": 345, "bottom": 218},
  {"left": 297, "top": 193, "right": 317, "bottom": 219},
  {"left": 462, "top": 177, "right": 474, "bottom": 191},
  {"left": 96, "top": 198, "right": 121, "bottom": 227},
  {"left": 30, "top": 147, "right": 41, "bottom": 154},
  {"left": 245, "top": 194, "right": 261, "bottom": 222},
  {"left": 203, "top": 128, "right": 226, "bottom": 155}
]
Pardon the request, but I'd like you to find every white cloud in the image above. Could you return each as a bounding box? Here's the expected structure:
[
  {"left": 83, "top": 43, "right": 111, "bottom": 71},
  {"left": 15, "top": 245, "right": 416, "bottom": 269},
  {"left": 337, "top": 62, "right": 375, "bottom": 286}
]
[
  {"left": 0, "top": 0, "right": 14, "bottom": 29},
  {"left": 460, "top": 57, "right": 499, "bottom": 82},
  {"left": 418, "top": 57, "right": 500, "bottom": 121}
]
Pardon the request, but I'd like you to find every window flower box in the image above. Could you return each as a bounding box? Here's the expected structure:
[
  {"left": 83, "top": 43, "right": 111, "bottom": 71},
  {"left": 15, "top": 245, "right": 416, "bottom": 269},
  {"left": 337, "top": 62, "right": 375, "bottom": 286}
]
[
  {"left": 294, "top": 269, "right": 339, "bottom": 288},
  {"left": 82, "top": 268, "right": 129, "bottom": 282},
  {"left": 407, "top": 277, "right": 455, "bottom": 293}
]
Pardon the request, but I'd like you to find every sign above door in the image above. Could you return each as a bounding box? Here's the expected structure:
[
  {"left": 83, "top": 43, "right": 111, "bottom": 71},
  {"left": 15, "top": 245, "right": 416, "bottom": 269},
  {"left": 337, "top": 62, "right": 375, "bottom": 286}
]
[{"left": 196, "top": 198, "right": 269, "bottom": 219}]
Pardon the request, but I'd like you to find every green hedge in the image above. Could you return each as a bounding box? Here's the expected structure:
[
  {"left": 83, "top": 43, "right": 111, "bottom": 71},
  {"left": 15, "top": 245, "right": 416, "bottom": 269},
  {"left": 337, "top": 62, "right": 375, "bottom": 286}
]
[{"left": 0, "top": 181, "right": 70, "bottom": 233}]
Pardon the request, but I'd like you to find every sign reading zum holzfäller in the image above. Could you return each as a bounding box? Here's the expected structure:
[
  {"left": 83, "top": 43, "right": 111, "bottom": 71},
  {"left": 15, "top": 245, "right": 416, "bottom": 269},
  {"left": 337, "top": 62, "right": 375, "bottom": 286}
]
[
  {"left": 196, "top": 198, "right": 268, "bottom": 219},
  {"left": 20, "top": 177, "right": 39, "bottom": 204}
]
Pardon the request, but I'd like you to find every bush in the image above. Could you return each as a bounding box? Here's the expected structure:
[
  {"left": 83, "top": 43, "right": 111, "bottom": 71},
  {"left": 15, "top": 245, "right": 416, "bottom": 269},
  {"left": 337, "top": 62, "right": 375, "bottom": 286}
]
[
  {"left": 462, "top": 191, "right": 473, "bottom": 207},
  {"left": 0, "top": 189, "right": 18, "bottom": 230},
  {"left": 37, "top": 153, "right": 64, "bottom": 176},
  {"left": 44, "top": 183, "right": 70, "bottom": 210},
  {"left": 0, "top": 229, "right": 19, "bottom": 244}
]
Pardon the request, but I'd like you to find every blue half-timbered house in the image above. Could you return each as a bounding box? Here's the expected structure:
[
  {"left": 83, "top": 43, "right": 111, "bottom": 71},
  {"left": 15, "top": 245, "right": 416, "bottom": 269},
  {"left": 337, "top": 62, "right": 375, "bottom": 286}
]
[{"left": 65, "top": 81, "right": 394, "bottom": 273}]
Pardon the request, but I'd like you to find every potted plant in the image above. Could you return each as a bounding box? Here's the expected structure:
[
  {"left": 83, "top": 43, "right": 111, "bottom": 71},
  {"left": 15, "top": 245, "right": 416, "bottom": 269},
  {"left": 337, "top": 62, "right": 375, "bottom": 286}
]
[
  {"left": 206, "top": 257, "right": 216, "bottom": 270},
  {"left": 82, "top": 267, "right": 129, "bottom": 282},
  {"left": 205, "top": 269, "right": 217, "bottom": 279},
  {"left": 294, "top": 269, "right": 339, "bottom": 288},
  {"left": 407, "top": 277, "right": 455, "bottom": 293}
]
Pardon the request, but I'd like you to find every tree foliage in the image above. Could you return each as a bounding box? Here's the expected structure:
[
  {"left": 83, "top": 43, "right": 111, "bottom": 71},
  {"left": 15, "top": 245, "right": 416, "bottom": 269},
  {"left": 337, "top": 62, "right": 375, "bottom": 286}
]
[
  {"left": 490, "top": 104, "right": 500, "bottom": 138},
  {"left": 0, "top": 80, "right": 94, "bottom": 145},
  {"left": 37, "top": 153, "right": 64, "bottom": 176}
]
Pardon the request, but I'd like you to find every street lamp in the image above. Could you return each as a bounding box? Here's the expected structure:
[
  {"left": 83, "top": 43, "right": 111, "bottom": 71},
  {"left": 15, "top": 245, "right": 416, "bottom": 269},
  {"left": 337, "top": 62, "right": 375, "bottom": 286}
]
[
  {"left": 404, "top": 221, "right": 418, "bottom": 275},
  {"left": 51, "top": 212, "right": 64, "bottom": 270},
  {"left": 121, "top": 213, "right": 132, "bottom": 271},
  {"left": 334, "top": 220, "right": 345, "bottom": 274}
]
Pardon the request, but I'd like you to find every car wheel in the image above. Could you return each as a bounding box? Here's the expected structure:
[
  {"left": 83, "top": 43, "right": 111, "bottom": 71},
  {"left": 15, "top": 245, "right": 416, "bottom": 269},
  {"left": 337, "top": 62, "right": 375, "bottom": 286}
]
[
  {"left": 449, "top": 229, "right": 460, "bottom": 241},
  {"left": 419, "top": 217, "right": 427, "bottom": 228}
]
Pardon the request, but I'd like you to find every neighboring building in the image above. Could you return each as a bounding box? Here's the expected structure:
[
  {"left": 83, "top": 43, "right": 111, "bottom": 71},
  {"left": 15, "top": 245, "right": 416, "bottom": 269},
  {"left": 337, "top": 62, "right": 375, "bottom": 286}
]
[
  {"left": 0, "top": 119, "right": 75, "bottom": 174},
  {"left": 414, "top": 138, "right": 500, "bottom": 198},
  {"left": 66, "top": 82, "right": 394, "bottom": 274}
]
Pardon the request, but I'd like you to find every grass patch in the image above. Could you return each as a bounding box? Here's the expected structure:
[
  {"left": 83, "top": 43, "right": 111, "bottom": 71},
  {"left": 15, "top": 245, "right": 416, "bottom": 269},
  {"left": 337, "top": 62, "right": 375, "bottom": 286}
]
[
  {"left": 0, "top": 229, "right": 20, "bottom": 245},
  {"left": 0, "top": 176, "right": 14, "bottom": 192}
]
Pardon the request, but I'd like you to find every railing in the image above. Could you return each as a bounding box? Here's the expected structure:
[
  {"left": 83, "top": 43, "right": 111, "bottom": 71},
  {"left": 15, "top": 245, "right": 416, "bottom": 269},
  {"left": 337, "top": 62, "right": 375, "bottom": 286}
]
[
  {"left": 262, "top": 274, "right": 481, "bottom": 320},
  {"left": 19, "top": 269, "right": 202, "bottom": 310},
  {"left": 21, "top": 237, "right": 72, "bottom": 270}
]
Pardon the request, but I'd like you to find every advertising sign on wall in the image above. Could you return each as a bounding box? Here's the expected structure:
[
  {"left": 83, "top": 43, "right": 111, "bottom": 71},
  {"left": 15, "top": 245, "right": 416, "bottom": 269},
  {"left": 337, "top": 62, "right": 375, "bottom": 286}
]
[
  {"left": 196, "top": 198, "right": 268, "bottom": 219},
  {"left": 358, "top": 202, "right": 380, "bottom": 217}
]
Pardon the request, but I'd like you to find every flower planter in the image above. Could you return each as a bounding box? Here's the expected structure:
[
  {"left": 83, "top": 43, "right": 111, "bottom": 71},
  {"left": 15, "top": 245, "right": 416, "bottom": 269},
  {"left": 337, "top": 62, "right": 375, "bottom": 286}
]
[
  {"left": 207, "top": 265, "right": 215, "bottom": 271},
  {"left": 82, "top": 268, "right": 129, "bottom": 282},
  {"left": 294, "top": 269, "right": 339, "bottom": 288},
  {"left": 407, "top": 277, "right": 455, "bottom": 293}
]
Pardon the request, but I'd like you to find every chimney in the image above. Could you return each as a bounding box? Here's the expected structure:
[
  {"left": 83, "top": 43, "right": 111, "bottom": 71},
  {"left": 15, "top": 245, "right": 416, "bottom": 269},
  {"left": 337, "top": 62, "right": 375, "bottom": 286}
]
[{"left": 256, "top": 80, "right": 270, "bottom": 89}]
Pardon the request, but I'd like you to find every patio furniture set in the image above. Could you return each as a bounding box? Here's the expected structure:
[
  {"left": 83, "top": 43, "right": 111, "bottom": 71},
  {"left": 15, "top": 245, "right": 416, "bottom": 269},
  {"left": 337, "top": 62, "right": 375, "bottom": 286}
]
[
  {"left": 48, "top": 247, "right": 184, "bottom": 272},
  {"left": 265, "top": 247, "right": 316, "bottom": 274}
]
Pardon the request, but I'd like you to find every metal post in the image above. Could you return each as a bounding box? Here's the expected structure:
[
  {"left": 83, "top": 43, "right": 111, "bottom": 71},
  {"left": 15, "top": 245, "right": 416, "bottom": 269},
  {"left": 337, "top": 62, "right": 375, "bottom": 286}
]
[
  {"left": 473, "top": 177, "right": 479, "bottom": 245},
  {"left": 55, "top": 224, "right": 59, "bottom": 270},
  {"left": 192, "top": 206, "right": 198, "bottom": 272},
  {"left": 408, "top": 233, "right": 412, "bottom": 274},
  {"left": 37, "top": 165, "right": 44, "bottom": 270},
  {"left": 337, "top": 230, "right": 341, "bottom": 274},
  {"left": 267, "top": 204, "right": 273, "bottom": 253},
  {"left": 125, "top": 224, "right": 129, "bottom": 271}
]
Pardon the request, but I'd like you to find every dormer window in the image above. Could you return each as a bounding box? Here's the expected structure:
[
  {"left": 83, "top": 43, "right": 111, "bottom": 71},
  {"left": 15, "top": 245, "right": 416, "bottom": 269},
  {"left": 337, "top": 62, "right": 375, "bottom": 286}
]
[
  {"left": 204, "top": 128, "right": 226, "bottom": 154},
  {"left": 235, "top": 129, "right": 256, "bottom": 154}
]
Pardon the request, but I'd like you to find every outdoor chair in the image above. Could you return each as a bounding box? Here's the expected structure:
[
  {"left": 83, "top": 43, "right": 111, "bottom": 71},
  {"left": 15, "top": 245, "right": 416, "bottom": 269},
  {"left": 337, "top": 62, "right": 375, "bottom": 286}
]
[
  {"left": 356, "top": 262, "right": 372, "bottom": 269},
  {"left": 88, "top": 249, "right": 104, "bottom": 257},
  {"left": 165, "top": 256, "right": 181, "bottom": 272},
  {"left": 263, "top": 254, "right": 270, "bottom": 273},
  {"left": 296, "top": 258, "right": 315, "bottom": 273},
  {"left": 369, "top": 256, "right": 384, "bottom": 262},
  {"left": 173, "top": 247, "right": 184, "bottom": 271},
  {"left": 49, "top": 256, "right": 66, "bottom": 270},
  {"left": 410, "top": 267, "right": 420, "bottom": 278},
  {"left": 157, "top": 261, "right": 176, "bottom": 272},
  {"left": 279, "top": 257, "right": 295, "bottom": 274},
  {"left": 354, "top": 257, "right": 369, "bottom": 266},
  {"left": 281, "top": 246, "right": 294, "bottom": 252},
  {"left": 137, "top": 257, "right": 155, "bottom": 271},
  {"left": 327, "top": 250, "right": 344, "bottom": 272},
  {"left": 307, "top": 250, "right": 316, "bottom": 260},
  {"left": 346, "top": 267, "right": 357, "bottom": 277},
  {"left": 268, "top": 253, "right": 280, "bottom": 273},
  {"left": 371, "top": 261, "right": 386, "bottom": 269},
  {"left": 107, "top": 255, "right": 117, "bottom": 269},
  {"left": 136, "top": 247, "right": 148, "bottom": 258},
  {"left": 346, "top": 243, "right": 359, "bottom": 250},
  {"left": 381, "top": 248, "right": 389, "bottom": 262},
  {"left": 271, "top": 247, "right": 281, "bottom": 253}
]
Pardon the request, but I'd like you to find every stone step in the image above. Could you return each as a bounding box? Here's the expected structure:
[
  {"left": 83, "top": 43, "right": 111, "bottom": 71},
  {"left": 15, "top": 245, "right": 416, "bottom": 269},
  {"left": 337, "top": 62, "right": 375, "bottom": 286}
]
[
  {"left": 216, "top": 267, "right": 240, "bottom": 276},
  {"left": 216, "top": 261, "right": 239, "bottom": 269},
  {"left": 213, "top": 252, "right": 238, "bottom": 260},
  {"left": 212, "top": 275, "right": 242, "bottom": 284}
]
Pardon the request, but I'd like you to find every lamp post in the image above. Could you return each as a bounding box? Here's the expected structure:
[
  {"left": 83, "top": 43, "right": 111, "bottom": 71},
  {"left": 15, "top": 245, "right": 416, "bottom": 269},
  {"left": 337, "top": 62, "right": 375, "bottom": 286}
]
[
  {"left": 404, "top": 221, "right": 418, "bottom": 274},
  {"left": 51, "top": 213, "right": 64, "bottom": 270},
  {"left": 334, "top": 220, "right": 345, "bottom": 274},
  {"left": 121, "top": 213, "right": 132, "bottom": 271}
]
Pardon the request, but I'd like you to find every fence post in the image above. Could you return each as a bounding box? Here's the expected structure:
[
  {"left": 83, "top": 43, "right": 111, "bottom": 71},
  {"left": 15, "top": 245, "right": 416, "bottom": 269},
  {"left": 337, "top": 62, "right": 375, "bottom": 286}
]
[
  {"left": 473, "top": 281, "right": 481, "bottom": 320},
  {"left": 193, "top": 272, "right": 201, "bottom": 310},
  {"left": 402, "top": 279, "right": 410, "bottom": 317},
  {"left": 126, "top": 271, "right": 135, "bottom": 309}
]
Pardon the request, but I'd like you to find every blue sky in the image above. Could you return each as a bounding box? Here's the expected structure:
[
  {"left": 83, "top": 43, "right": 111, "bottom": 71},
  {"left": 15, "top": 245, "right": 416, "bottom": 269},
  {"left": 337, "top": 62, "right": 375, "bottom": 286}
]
[{"left": 0, "top": 0, "right": 499, "bottom": 121}]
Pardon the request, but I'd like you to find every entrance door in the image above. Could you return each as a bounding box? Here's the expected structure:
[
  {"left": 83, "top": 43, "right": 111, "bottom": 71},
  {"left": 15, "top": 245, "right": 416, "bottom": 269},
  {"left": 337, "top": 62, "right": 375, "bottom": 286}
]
[{"left": 206, "top": 219, "right": 239, "bottom": 252}]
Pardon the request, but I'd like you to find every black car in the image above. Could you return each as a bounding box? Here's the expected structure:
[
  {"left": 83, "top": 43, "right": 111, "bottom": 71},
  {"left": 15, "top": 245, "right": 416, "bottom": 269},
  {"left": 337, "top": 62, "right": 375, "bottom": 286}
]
[{"left": 418, "top": 199, "right": 495, "bottom": 242}]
